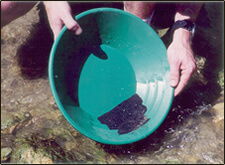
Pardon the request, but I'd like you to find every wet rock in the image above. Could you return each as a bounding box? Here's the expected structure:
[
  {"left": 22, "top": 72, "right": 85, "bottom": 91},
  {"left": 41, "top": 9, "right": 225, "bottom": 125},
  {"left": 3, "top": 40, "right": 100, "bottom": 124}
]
[
  {"left": 211, "top": 102, "right": 224, "bottom": 125},
  {"left": 1, "top": 58, "right": 11, "bottom": 68},
  {"left": 11, "top": 142, "right": 53, "bottom": 164},
  {"left": 1, "top": 111, "right": 33, "bottom": 135},
  {"left": 49, "top": 97, "right": 58, "bottom": 110},
  {"left": 193, "top": 56, "right": 208, "bottom": 85},
  {"left": 196, "top": 56, "right": 206, "bottom": 70},
  {"left": 181, "top": 155, "right": 198, "bottom": 164},
  {"left": 74, "top": 139, "right": 109, "bottom": 163},
  {"left": 218, "top": 70, "right": 224, "bottom": 91},
  {"left": 105, "top": 154, "right": 118, "bottom": 164},
  {"left": 137, "top": 156, "right": 151, "bottom": 164},
  {"left": 20, "top": 96, "right": 34, "bottom": 104},
  {"left": 64, "top": 141, "right": 77, "bottom": 151},
  {"left": 1, "top": 111, "right": 17, "bottom": 131},
  {"left": 164, "top": 157, "right": 181, "bottom": 164},
  {"left": 24, "top": 112, "right": 31, "bottom": 118},
  {"left": 1, "top": 147, "right": 12, "bottom": 162},
  {"left": 1, "top": 134, "right": 15, "bottom": 148},
  {"left": 11, "top": 136, "right": 63, "bottom": 163}
]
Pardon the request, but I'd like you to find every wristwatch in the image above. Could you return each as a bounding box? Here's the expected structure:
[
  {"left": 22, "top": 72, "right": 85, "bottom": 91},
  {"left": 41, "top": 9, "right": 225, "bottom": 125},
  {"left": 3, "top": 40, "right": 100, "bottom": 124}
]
[{"left": 170, "top": 19, "right": 196, "bottom": 36}]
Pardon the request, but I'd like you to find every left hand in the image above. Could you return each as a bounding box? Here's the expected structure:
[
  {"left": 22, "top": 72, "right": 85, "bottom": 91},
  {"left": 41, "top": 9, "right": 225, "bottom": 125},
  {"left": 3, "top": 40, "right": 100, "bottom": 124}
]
[
  {"left": 167, "top": 28, "right": 196, "bottom": 96},
  {"left": 43, "top": 1, "right": 82, "bottom": 40}
]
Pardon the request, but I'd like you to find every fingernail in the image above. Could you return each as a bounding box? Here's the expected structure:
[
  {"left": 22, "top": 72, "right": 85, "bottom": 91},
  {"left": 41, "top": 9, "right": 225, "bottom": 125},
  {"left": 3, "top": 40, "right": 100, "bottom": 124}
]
[
  {"left": 170, "top": 80, "right": 177, "bottom": 87},
  {"left": 75, "top": 27, "right": 82, "bottom": 35}
]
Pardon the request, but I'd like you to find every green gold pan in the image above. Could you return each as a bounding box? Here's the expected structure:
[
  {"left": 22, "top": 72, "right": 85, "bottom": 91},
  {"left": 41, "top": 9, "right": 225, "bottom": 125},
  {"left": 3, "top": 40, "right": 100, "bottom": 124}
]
[{"left": 48, "top": 8, "right": 174, "bottom": 145}]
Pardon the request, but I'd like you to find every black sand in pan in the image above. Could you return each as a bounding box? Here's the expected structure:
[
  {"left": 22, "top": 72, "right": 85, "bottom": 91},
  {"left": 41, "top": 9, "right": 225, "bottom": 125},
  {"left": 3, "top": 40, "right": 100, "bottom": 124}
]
[{"left": 98, "top": 94, "right": 150, "bottom": 135}]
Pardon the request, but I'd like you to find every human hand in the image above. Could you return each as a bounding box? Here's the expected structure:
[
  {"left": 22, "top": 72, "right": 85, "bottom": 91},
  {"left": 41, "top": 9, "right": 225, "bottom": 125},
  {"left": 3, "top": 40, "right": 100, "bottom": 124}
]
[
  {"left": 167, "top": 28, "right": 196, "bottom": 96},
  {"left": 43, "top": 1, "right": 82, "bottom": 40}
]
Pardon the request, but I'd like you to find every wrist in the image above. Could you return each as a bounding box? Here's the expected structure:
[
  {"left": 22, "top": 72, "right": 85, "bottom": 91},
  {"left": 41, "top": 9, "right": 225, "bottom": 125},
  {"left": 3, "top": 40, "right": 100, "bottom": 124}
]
[
  {"left": 173, "top": 28, "right": 192, "bottom": 43},
  {"left": 169, "top": 19, "right": 196, "bottom": 43}
]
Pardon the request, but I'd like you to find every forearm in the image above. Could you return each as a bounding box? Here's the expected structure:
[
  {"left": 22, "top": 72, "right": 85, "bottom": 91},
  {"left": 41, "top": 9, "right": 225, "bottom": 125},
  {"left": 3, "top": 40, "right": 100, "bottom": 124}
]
[{"left": 175, "top": 3, "right": 203, "bottom": 22}]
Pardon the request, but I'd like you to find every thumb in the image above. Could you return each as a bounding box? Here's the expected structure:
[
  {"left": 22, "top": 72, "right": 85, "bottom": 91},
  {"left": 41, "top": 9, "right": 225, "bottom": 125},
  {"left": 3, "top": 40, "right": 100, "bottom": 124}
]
[{"left": 169, "top": 62, "right": 180, "bottom": 87}]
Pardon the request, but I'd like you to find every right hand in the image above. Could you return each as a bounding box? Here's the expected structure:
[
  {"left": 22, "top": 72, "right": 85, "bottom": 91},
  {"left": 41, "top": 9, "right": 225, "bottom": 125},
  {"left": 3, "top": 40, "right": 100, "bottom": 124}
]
[
  {"left": 167, "top": 29, "right": 196, "bottom": 96},
  {"left": 43, "top": 1, "right": 82, "bottom": 40}
]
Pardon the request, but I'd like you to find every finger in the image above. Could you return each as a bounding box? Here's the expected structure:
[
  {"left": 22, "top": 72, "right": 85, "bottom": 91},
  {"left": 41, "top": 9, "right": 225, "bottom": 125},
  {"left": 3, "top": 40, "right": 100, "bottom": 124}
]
[
  {"left": 174, "top": 69, "right": 193, "bottom": 96},
  {"left": 62, "top": 14, "right": 82, "bottom": 35},
  {"left": 169, "top": 61, "right": 180, "bottom": 87}
]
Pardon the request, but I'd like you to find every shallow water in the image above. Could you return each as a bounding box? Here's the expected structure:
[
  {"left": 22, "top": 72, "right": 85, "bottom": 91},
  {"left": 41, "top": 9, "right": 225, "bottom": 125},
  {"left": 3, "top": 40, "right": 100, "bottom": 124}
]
[{"left": 99, "top": 90, "right": 224, "bottom": 164}]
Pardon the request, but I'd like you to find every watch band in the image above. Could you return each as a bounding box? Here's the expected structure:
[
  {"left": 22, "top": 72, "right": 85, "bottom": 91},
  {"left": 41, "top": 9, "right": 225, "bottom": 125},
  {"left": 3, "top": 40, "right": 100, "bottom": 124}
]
[{"left": 169, "top": 19, "right": 196, "bottom": 38}]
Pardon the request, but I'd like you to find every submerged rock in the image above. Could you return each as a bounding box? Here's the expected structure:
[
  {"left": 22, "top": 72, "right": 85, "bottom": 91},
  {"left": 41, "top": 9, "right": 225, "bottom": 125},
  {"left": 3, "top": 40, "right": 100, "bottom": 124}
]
[
  {"left": 1, "top": 111, "right": 16, "bottom": 131},
  {"left": 11, "top": 141, "right": 53, "bottom": 164},
  {"left": 1, "top": 147, "right": 12, "bottom": 162},
  {"left": 211, "top": 101, "right": 224, "bottom": 132},
  {"left": 218, "top": 70, "right": 224, "bottom": 91}
]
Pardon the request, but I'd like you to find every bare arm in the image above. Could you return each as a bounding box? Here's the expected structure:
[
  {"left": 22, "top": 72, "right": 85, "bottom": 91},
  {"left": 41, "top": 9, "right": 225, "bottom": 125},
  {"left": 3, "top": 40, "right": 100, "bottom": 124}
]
[
  {"left": 175, "top": 3, "right": 203, "bottom": 21},
  {"left": 168, "top": 3, "right": 203, "bottom": 96}
]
